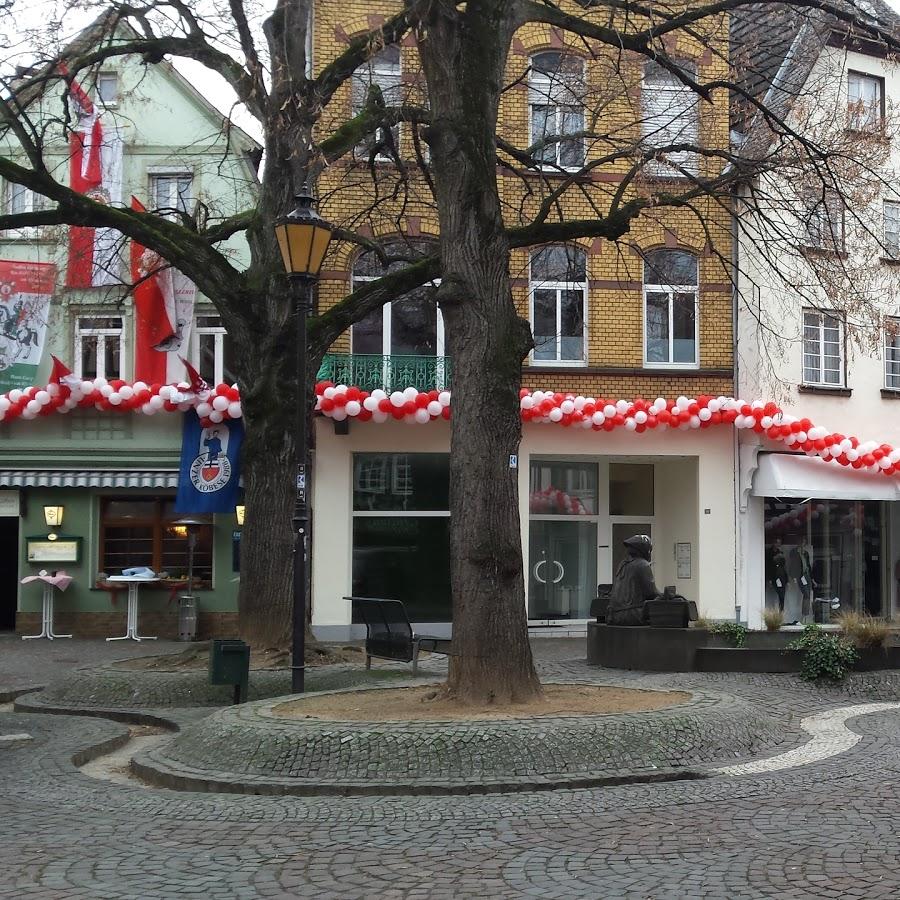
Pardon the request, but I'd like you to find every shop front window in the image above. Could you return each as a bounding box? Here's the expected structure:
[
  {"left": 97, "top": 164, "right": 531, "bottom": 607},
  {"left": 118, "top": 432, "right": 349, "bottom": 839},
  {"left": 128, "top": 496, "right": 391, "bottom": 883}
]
[
  {"left": 763, "top": 498, "right": 885, "bottom": 621},
  {"left": 99, "top": 497, "right": 213, "bottom": 585},
  {"left": 352, "top": 453, "right": 450, "bottom": 621}
]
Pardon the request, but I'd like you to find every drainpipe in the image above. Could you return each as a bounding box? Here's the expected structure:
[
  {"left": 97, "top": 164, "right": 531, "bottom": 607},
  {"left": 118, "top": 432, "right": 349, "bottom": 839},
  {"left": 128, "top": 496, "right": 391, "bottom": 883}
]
[{"left": 731, "top": 180, "right": 742, "bottom": 625}]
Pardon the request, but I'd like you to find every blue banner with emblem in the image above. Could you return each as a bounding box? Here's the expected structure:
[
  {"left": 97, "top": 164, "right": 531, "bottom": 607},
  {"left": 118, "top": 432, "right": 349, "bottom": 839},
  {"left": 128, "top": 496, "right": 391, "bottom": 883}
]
[{"left": 175, "top": 413, "right": 244, "bottom": 513}]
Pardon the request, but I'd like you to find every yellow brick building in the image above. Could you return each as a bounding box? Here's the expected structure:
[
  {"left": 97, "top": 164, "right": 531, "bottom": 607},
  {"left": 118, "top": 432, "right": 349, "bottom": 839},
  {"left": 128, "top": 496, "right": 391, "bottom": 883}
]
[{"left": 308, "top": 1, "right": 739, "bottom": 640}]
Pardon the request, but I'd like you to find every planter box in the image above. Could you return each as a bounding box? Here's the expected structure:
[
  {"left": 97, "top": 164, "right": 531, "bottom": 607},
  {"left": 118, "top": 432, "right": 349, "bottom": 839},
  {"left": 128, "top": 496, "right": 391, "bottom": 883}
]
[
  {"left": 587, "top": 622, "right": 705, "bottom": 672},
  {"left": 695, "top": 647, "right": 803, "bottom": 673},
  {"left": 854, "top": 645, "right": 900, "bottom": 671}
]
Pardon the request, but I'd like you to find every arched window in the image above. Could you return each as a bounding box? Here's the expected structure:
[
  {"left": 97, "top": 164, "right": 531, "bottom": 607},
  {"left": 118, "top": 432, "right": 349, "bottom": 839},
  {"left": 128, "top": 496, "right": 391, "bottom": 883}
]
[
  {"left": 530, "top": 245, "right": 587, "bottom": 364},
  {"left": 641, "top": 60, "right": 699, "bottom": 176},
  {"left": 529, "top": 52, "right": 585, "bottom": 169},
  {"left": 351, "top": 45, "right": 402, "bottom": 160},
  {"left": 643, "top": 249, "right": 698, "bottom": 367},
  {"left": 351, "top": 243, "right": 443, "bottom": 359}
]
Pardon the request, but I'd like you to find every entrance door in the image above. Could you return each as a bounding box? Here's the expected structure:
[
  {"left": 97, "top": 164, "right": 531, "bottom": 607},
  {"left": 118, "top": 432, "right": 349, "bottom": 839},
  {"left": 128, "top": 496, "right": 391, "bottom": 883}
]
[
  {"left": 528, "top": 520, "right": 597, "bottom": 621},
  {"left": 611, "top": 523, "right": 653, "bottom": 580},
  {"left": 0, "top": 517, "right": 19, "bottom": 630}
]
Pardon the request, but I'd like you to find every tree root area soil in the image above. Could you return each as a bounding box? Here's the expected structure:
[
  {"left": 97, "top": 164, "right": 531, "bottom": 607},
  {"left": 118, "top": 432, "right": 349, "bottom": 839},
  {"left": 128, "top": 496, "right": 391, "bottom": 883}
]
[
  {"left": 114, "top": 643, "right": 365, "bottom": 671},
  {"left": 273, "top": 684, "right": 691, "bottom": 721}
]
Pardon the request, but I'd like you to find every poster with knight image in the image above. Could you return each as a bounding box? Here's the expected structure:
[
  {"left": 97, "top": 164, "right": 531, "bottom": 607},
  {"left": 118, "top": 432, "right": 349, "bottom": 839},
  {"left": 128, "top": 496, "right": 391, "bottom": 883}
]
[{"left": 0, "top": 260, "right": 56, "bottom": 392}]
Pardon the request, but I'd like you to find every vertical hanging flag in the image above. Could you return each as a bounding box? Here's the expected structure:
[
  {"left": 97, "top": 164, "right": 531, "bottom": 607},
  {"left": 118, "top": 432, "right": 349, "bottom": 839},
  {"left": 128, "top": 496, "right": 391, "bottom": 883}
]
[
  {"left": 0, "top": 260, "right": 56, "bottom": 392},
  {"left": 175, "top": 412, "right": 244, "bottom": 514},
  {"left": 130, "top": 197, "right": 196, "bottom": 383},
  {"left": 62, "top": 63, "right": 124, "bottom": 288}
]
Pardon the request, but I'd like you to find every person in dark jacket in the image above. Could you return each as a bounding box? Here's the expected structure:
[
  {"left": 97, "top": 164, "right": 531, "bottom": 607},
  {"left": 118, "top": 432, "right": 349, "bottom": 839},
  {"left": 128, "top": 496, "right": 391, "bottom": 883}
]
[{"left": 607, "top": 534, "right": 660, "bottom": 625}]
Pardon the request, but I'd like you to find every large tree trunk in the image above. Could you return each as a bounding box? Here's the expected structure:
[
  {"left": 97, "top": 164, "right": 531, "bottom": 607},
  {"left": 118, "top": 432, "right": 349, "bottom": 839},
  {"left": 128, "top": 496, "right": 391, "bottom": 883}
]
[{"left": 420, "top": 0, "right": 541, "bottom": 703}]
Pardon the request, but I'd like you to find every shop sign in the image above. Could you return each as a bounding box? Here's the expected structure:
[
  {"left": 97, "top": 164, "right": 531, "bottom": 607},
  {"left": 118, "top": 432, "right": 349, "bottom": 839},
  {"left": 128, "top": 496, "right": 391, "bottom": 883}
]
[{"left": 26, "top": 536, "right": 82, "bottom": 563}]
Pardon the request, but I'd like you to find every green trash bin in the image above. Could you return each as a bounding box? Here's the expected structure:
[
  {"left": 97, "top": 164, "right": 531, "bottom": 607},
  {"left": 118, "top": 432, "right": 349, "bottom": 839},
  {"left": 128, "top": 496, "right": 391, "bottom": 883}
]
[{"left": 209, "top": 639, "right": 250, "bottom": 704}]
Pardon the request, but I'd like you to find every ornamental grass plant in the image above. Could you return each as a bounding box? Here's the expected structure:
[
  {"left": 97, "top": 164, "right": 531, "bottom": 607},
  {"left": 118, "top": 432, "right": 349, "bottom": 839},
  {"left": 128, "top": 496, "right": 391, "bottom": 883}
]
[{"left": 763, "top": 608, "right": 785, "bottom": 632}]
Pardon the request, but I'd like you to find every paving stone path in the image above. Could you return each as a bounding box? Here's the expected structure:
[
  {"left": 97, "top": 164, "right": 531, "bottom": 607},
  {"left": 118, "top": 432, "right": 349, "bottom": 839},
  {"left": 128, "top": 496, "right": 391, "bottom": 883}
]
[{"left": 3, "top": 639, "right": 900, "bottom": 897}]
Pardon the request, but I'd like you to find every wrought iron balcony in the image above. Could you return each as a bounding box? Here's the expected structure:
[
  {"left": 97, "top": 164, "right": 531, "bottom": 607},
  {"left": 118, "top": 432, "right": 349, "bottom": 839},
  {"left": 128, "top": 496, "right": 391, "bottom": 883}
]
[{"left": 317, "top": 353, "right": 452, "bottom": 392}]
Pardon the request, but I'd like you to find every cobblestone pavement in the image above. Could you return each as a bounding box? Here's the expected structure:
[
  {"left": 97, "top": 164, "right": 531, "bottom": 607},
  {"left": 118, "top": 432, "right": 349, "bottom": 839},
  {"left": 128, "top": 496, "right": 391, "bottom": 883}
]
[{"left": 3, "top": 640, "right": 900, "bottom": 897}]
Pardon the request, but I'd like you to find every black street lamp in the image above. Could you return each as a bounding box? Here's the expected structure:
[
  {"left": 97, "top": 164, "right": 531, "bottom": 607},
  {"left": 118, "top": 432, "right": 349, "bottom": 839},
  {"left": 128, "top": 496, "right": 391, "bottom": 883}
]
[{"left": 274, "top": 186, "right": 334, "bottom": 694}]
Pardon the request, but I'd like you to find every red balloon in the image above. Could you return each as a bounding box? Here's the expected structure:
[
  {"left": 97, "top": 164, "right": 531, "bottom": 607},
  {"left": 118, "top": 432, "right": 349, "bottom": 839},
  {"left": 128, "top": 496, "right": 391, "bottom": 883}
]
[
  {"left": 403, "top": 400, "right": 416, "bottom": 415},
  {"left": 320, "top": 398, "right": 335, "bottom": 412},
  {"left": 441, "top": 407, "right": 451, "bottom": 420},
  {"left": 332, "top": 394, "right": 347, "bottom": 407},
  {"left": 378, "top": 399, "right": 391, "bottom": 413}
]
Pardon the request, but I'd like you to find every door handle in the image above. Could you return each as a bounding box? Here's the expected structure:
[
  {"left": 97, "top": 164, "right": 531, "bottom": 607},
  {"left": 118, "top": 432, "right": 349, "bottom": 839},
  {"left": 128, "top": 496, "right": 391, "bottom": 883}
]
[
  {"left": 533, "top": 559, "right": 547, "bottom": 584},
  {"left": 552, "top": 561, "right": 564, "bottom": 584}
]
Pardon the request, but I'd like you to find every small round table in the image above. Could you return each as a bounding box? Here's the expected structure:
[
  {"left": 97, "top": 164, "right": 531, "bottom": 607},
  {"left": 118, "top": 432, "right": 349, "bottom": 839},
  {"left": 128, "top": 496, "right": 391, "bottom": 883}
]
[
  {"left": 21, "top": 572, "right": 73, "bottom": 640},
  {"left": 105, "top": 576, "right": 160, "bottom": 642}
]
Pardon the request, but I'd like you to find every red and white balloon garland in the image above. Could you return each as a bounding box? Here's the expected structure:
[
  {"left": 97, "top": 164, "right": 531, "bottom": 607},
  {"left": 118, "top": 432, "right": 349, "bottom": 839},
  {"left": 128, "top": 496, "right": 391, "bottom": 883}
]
[
  {"left": 316, "top": 381, "right": 900, "bottom": 478},
  {"left": 0, "top": 376, "right": 242, "bottom": 428}
]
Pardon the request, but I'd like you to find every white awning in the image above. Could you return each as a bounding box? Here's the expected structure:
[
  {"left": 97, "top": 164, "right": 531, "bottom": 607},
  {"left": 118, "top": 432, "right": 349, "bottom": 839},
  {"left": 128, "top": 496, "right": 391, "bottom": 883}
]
[
  {"left": 752, "top": 453, "right": 900, "bottom": 502},
  {"left": 0, "top": 469, "right": 179, "bottom": 489}
]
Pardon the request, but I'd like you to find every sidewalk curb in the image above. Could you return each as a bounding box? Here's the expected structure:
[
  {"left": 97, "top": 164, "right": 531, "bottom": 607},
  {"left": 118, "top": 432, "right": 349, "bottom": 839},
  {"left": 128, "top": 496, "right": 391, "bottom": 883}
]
[
  {"left": 0, "top": 685, "right": 44, "bottom": 703},
  {"left": 14, "top": 694, "right": 180, "bottom": 732}
]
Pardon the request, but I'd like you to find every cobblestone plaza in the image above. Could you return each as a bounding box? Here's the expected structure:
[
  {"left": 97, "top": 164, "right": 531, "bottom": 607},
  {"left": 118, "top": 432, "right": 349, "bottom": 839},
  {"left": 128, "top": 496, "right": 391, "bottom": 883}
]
[{"left": 3, "top": 636, "right": 900, "bottom": 898}]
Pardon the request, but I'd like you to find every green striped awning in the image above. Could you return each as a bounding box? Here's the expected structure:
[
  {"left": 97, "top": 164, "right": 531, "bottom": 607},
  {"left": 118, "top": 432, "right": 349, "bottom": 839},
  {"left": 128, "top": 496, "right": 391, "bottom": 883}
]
[{"left": 0, "top": 469, "right": 179, "bottom": 488}]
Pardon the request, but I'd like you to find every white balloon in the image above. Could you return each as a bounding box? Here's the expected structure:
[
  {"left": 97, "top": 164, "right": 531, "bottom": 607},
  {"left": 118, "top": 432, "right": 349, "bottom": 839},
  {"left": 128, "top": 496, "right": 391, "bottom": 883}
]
[
  {"left": 690, "top": 415, "right": 701, "bottom": 428},
  {"left": 133, "top": 381, "right": 148, "bottom": 393},
  {"left": 108, "top": 393, "right": 122, "bottom": 405},
  {"left": 404, "top": 387, "right": 419, "bottom": 401},
  {"left": 549, "top": 408, "right": 563, "bottom": 422},
  {"left": 323, "top": 386, "right": 337, "bottom": 400},
  {"left": 438, "top": 391, "right": 451, "bottom": 407},
  {"left": 427, "top": 401, "right": 442, "bottom": 417},
  {"left": 591, "top": 411, "right": 605, "bottom": 426},
  {"left": 149, "top": 395, "right": 165, "bottom": 410},
  {"left": 209, "top": 410, "right": 224, "bottom": 423},
  {"left": 390, "top": 391, "right": 405, "bottom": 408},
  {"left": 196, "top": 402, "right": 212, "bottom": 418},
  {"left": 370, "top": 389, "right": 387, "bottom": 402},
  {"left": 560, "top": 400, "right": 575, "bottom": 415},
  {"left": 573, "top": 396, "right": 586, "bottom": 411},
  {"left": 520, "top": 396, "right": 535, "bottom": 410},
  {"left": 35, "top": 390, "right": 51, "bottom": 405},
  {"left": 846, "top": 448, "right": 859, "bottom": 462},
  {"left": 8, "top": 390, "right": 22, "bottom": 402},
  {"left": 26, "top": 399, "right": 41, "bottom": 414},
  {"left": 603, "top": 404, "right": 616, "bottom": 418},
  {"left": 212, "top": 395, "right": 230, "bottom": 411},
  {"left": 345, "top": 400, "right": 361, "bottom": 416},
  {"left": 331, "top": 408, "right": 348, "bottom": 422},
  {"left": 615, "top": 399, "right": 629, "bottom": 414},
  {"left": 227, "top": 402, "right": 242, "bottom": 419},
  {"left": 362, "top": 396, "right": 378, "bottom": 412},
  {"left": 625, "top": 418, "right": 637, "bottom": 431},
  {"left": 119, "top": 386, "right": 134, "bottom": 400},
  {"left": 142, "top": 403, "right": 155, "bottom": 415},
  {"left": 47, "top": 383, "right": 61, "bottom": 397},
  {"left": 414, "top": 408, "right": 430, "bottom": 424},
  {"left": 81, "top": 381, "right": 94, "bottom": 395},
  {"left": 0, "top": 398, "right": 9, "bottom": 412},
  {"left": 372, "top": 410, "right": 389, "bottom": 423},
  {"left": 634, "top": 411, "right": 647, "bottom": 424},
  {"left": 698, "top": 408, "right": 712, "bottom": 422}
]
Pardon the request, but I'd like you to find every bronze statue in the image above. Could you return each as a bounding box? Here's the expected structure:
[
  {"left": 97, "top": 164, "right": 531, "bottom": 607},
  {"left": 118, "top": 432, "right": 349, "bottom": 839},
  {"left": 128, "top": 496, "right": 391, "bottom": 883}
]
[{"left": 607, "top": 534, "right": 660, "bottom": 625}]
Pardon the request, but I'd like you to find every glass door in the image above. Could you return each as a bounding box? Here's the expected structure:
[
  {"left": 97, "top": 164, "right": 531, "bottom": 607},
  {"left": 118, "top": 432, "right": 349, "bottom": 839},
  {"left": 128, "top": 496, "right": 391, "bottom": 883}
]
[{"left": 528, "top": 520, "right": 597, "bottom": 621}]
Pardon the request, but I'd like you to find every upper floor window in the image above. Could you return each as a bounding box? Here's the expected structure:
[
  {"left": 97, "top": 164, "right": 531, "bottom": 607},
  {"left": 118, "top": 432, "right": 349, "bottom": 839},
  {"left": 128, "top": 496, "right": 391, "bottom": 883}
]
[
  {"left": 641, "top": 61, "right": 699, "bottom": 177},
  {"left": 192, "top": 314, "right": 235, "bottom": 385},
  {"left": 2, "top": 180, "right": 49, "bottom": 238},
  {"left": 96, "top": 72, "right": 119, "bottom": 106},
  {"left": 150, "top": 172, "right": 193, "bottom": 218},
  {"left": 529, "top": 52, "right": 585, "bottom": 169},
  {"left": 885, "top": 317, "right": 900, "bottom": 389},
  {"left": 530, "top": 245, "right": 587, "bottom": 365},
  {"left": 351, "top": 245, "right": 443, "bottom": 358},
  {"left": 802, "top": 309, "right": 844, "bottom": 387},
  {"left": 75, "top": 316, "right": 124, "bottom": 380},
  {"left": 351, "top": 46, "right": 402, "bottom": 161},
  {"left": 803, "top": 192, "right": 845, "bottom": 252},
  {"left": 643, "top": 249, "right": 698, "bottom": 367},
  {"left": 884, "top": 200, "right": 900, "bottom": 259},
  {"left": 848, "top": 71, "right": 883, "bottom": 131}
]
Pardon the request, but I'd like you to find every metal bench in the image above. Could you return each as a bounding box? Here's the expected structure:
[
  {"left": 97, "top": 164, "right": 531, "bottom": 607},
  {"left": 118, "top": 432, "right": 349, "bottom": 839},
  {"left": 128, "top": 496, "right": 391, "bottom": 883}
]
[{"left": 346, "top": 596, "right": 450, "bottom": 675}]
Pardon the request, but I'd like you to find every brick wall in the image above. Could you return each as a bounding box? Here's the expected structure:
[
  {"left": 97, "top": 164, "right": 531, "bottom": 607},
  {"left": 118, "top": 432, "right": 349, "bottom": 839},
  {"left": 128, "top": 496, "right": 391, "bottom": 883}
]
[
  {"left": 15, "top": 611, "right": 241, "bottom": 640},
  {"left": 313, "top": 0, "right": 734, "bottom": 399}
]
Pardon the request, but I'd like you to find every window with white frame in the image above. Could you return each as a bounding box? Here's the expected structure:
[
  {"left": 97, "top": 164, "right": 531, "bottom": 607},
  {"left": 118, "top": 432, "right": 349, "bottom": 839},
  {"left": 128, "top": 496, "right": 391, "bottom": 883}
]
[
  {"left": 529, "top": 52, "right": 585, "bottom": 169},
  {"left": 192, "top": 314, "right": 235, "bottom": 385},
  {"left": 150, "top": 173, "right": 193, "bottom": 217},
  {"left": 96, "top": 72, "right": 119, "bottom": 105},
  {"left": 3, "top": 180, "right": 49, "bottom": 237},
  {"left": 803, "top": 192, "right": 844, "bottom": 251},
  {"left": 351, "top": 45, "right": 403, "bottom": 161},
  {"left": 643, "top": 249, "right": 698, "bottom": 367},
  {"left": 75, "top": 316, "right": 125, "bottom": 379},
  {"left": 351, "top": 246, "right": 443, "bottom": 357},
  {"left": 530, "top": 245, "right": 587, "bottom": 365},
  {"left": 884, "top": 200, "right": 900, "bottom": 259},
  {"left": 885, "top": 317, "right": 900, "bottom": 389},
  {"left": 802, "top": 310, "right": 844, "bottom": 386},
  {"left": 641, "top": 60, "right": 699, "bottom": 176},
  {"left": 848, "top": 71, "right": 883, "bottom": 131}
]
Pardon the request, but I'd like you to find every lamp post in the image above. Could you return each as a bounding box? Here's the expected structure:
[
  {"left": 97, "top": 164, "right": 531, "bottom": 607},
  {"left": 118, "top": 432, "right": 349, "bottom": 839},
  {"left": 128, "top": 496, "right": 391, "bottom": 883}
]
[{"left": 274, "top": 185, "right": 334, "bottom": 693}]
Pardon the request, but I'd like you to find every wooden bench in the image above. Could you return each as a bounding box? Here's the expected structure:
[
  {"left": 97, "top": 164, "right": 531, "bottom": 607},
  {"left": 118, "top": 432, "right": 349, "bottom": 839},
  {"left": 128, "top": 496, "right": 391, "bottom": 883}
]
[{"left": 346, "top": 596, "right": 451, "bottom": 675}]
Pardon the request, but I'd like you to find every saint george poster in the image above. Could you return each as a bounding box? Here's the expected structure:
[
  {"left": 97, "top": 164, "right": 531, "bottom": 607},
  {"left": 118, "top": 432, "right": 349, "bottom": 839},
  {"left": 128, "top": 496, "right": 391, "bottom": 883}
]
[{"left": 0, "top": 260, "right": 56, "bottom": 392}]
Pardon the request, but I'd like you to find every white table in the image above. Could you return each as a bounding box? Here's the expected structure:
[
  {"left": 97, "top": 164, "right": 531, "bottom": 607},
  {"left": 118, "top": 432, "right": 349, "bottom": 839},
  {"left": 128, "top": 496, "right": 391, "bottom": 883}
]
[
  {"left": 21, "top": 581, "right": 72, "bottom": 641},
  {"left": 106, "top": 576, "right": 160, "bottom": 641}
]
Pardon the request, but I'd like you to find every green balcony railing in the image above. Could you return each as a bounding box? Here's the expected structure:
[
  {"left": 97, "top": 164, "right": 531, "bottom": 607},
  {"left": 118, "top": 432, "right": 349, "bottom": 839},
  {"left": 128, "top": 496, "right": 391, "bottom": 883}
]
[{"left": 317, "top": 353, "right": 452, "bottom": 392}]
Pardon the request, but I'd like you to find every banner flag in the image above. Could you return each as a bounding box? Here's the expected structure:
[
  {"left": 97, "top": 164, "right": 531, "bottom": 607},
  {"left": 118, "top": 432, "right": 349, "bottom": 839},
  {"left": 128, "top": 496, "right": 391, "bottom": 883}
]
[
  {"left": 175, "top": 413, "right": 244, "bottom": 514},
  {"left": 63, "top": 63, "right": 124, "bottom": 288},
  {"left": 130, "top": 196, "right": 196, "bottom": 383},
  {"left": 0, "top": 260, "right": 56, "bottom": 392}
]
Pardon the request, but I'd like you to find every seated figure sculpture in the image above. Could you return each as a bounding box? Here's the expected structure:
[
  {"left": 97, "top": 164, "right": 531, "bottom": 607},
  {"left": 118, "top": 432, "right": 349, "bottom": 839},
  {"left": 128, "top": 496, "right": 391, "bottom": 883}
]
[{"left": 606, "top": 534, "right": 660, "bottom": 625}]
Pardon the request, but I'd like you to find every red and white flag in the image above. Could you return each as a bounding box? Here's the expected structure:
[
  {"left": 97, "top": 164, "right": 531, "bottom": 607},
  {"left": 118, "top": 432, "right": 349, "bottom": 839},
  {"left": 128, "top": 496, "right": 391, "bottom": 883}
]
[
  {"left": 62, "top": 63, "right": 124, "bottom": 288},
  {"left": 130, "top": 197, "right": 196, "bottom": 384}
]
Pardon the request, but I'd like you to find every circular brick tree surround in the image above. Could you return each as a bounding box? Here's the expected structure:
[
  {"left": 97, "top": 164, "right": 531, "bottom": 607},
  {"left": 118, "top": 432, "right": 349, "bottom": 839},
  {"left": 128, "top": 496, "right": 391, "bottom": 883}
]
[{"left": 132, "top": 683, "right": 799, "bottom": 796}]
